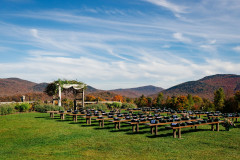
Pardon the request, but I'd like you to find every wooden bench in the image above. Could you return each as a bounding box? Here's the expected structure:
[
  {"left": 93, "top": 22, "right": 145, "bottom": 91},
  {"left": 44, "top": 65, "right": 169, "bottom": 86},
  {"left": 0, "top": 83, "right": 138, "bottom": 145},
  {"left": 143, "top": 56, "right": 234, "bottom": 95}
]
[
  {"left": 146, "top": 119, "right": 202, "bottom": 135},
  {"left": 47, "top": 111, "right": 59, "bottom": 118},
  {"left": 84, "top": 115, "right": 100, "bottom": 125},
  {"left": 67, "top": 113, "right": 85, "bottom": 122},
  {"left": 129, "top": 121, "right": 150, "bottom": 132},
  {"left": 96, "top": 116, "right": 125, "bottom": 127},
  {"left": 225, "top": 117, "right": 240, "bottom": 123},
  {"left": 111, "top": 119, "right": 132, "bottom": 129},
  {"left": 194, "top": 114, "right": 207, "bottom": 118},
  {"left": 57, "top": 112, "right": 68, "bottom": 120},
  {"left": 167, "top": 121, "right": 224, "bottom": 139}
]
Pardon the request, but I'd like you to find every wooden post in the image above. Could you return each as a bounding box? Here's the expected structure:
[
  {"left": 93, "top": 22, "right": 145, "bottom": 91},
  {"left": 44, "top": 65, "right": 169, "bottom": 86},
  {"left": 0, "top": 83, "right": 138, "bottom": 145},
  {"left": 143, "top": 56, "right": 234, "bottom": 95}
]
[
  {"left": 173, "top": 129, "right": 176, "bottom": 138},
  {"left": 58, "top": 85, "right": 61, "bottom": 106},
  {"left": 102, "top": 120, "right": 104, "bottom": 128},
  {"left": 75, "top": 115, "right": 78, "bottom": 122},
  {"left": 178, "top": 128, "right": 181, "bottom": 139},
  {"left": 136, "top": 124, "right": 139, "bottom": 132},
  {"left": 216, "top": 123, "right": 219, "bottom": 131},
  {"left": 211, "top": 124, "right": 214, "bottom": 131},
  {"left": 132, "top": 125, "right": 135, "bottom": 132},
  {"left": 60, "top": 114, "right": 65, "bottom": 120},
  {"left": 82, "top": 89, "right": 85, "bottom": 108},
  {"left": 118, "top": 122, "right": 120, "bottom": 129},
  {"left": 74, "top": 99, "right": 77, "bottom": 111},
  {"left": 154, "top": 125, "right": 158, "bottom": 135}
]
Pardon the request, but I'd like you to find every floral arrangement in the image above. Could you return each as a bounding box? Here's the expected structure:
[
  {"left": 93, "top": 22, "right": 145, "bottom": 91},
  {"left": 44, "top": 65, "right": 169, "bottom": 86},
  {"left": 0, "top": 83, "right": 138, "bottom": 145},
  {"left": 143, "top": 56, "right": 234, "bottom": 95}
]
[{"left": 222, "top": 118, "right": 235, "bottom": 131}]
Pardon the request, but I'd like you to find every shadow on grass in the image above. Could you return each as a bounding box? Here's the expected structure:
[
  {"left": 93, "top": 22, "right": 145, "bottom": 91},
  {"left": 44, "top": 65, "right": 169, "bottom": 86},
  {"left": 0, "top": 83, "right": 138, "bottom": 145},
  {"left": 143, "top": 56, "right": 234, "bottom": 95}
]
[
  {"left": 110, "top": 128, "right": 131, "bottom": 132},
  {"left": 34, "top": 116, "right": 47, "bottom": 118},
  {"left": 81, "top": 124, "right": 99, "bottom": 127},
  {"left": 125, "top": 130, "right": 150, "bottom": 135},
  {"left": 147, "top": 132, "right": 173, "bottom": 138},
  {"left": 56, "top": 119, "right": 73, "bottom": 122}
]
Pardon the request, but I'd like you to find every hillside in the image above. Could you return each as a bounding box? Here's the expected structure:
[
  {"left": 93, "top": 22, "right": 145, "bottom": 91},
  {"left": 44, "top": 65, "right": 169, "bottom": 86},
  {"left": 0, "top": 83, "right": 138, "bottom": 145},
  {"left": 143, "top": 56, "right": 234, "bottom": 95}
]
[
  {"left": 1, "top": 74, "right": 240, "bottom": 100},
  {"left": 0, "top": 78, "right": 37, "bottom": 96},
  {"left": 162, "top": 74, "right": 240, "bottom": 99},
  {"left": 110, "top": 85, "right": 164, "bottom": 98}
]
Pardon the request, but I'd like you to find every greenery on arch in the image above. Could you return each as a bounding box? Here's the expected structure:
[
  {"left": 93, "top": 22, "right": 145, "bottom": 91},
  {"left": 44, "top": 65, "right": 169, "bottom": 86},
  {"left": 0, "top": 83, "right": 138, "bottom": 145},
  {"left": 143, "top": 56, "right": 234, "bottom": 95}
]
[{"left": 44, "top": 79, "right": 87, "bottom": 96}]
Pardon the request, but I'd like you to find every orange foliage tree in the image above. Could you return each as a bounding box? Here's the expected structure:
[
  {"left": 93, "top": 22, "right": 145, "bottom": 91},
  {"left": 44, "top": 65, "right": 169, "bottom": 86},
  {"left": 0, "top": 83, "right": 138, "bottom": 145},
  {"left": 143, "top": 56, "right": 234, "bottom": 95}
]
[
  {"left": 86, "top": 95, "right": 96, "bottom": 101},
  {"left": 176, "top": 96, "right": 188, "bottom": 110},
  {"left": 112, "top": 95, "right": 124, "bottom": 102}
]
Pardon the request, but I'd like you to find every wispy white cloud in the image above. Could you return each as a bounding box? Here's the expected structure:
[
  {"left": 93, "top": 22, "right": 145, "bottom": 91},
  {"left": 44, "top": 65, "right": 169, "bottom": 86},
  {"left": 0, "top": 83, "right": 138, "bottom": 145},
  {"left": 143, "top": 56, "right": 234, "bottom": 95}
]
[
  {"left": 173, "top": 32, "right": 191, "bottom": 43},
  {"left": 233, "top": 46, "right": 240, "bottom": 52},
  {"left": 143, "top": 0, "right": 187, "bottom": 14}
]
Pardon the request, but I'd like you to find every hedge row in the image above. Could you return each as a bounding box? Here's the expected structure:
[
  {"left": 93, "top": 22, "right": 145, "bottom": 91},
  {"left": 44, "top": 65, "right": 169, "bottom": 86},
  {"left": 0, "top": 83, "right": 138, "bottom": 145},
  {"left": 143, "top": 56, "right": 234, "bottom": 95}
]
[
  {"left": 0, "top": 104, "right": 15, "bottom": 115},
  {"left": 33, "top": 104, "right": 64, "bottom": 113}
]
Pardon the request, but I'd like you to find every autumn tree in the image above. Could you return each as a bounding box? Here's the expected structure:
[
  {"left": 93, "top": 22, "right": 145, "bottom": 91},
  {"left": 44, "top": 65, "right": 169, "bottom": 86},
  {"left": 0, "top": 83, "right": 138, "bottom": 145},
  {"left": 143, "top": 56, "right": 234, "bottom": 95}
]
[
  {"left": 146, "top": 97, "right": 153, "bottom": 107},
  {"left": 234, "top": 91, "right": 240, "bottom": 112},
  {"left": 192, "top": 96, "right": 203, "bottom": 110},
  {"left": 136, "top": 95, "right": 148, "bottom": 107},
  {"left": 214, "top": 88, "right": 225, "bottom": 111},
  {"left": 86, "top": 95, "right": 96, "bottom": 101},
  {"left": 224, "top": 97, "right": 238, "bottom": 113},
  {"left": 176, "top": 96, "right": 188, "bottom": 110},
  {"left": 112, "top": 95, "right": 124, "bottom": 102}
]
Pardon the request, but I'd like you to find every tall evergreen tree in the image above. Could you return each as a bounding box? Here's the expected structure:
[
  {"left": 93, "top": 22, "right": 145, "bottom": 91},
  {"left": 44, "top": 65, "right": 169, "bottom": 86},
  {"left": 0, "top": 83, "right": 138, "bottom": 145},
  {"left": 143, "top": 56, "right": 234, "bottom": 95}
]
[
  {"left": 187, "top": 94, "right": 194, "bottom": 110},
  {"left": 214, "top": 88, "right": 225, "bottom": 111},
  {"left": 156, "top": 92, "right": 163, "bottom": 107}
]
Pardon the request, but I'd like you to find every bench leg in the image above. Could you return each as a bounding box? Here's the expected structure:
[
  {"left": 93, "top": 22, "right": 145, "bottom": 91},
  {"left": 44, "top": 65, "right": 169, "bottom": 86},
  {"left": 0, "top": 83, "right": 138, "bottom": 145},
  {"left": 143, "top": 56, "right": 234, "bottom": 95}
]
[
  {"left": 155, "top": 126, "right": 158, "bottom": 135},
  {"left": 102, "top": 120, "right": 104, "bottom": 128},
  {"left": 173, "top": 129, "right": 176, "bottom": 138},
  {"left": 151, "top": 127, "right": 154, "bottom": 134},
  {"left": 136, "top": 124, "right": 139, "bottom": 132},
  {"left": 132, "top": 125, "right": 135, "bottom": 132},
  {"left": 178, "top": 128, "right": 181, "bottom": 139},
  {"left": 211, "top": 124, "right": 214, "bottom": 131},
  {"left": 216, "top": 123, "right": 219, "bottom": 131}
]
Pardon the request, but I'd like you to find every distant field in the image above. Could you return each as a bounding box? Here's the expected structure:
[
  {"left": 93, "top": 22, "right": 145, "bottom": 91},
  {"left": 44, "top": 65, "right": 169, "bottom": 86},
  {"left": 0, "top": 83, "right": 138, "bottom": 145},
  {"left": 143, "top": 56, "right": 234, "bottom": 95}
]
[{"left": 0, "top": 113, "right": 240, "bottom": 160}]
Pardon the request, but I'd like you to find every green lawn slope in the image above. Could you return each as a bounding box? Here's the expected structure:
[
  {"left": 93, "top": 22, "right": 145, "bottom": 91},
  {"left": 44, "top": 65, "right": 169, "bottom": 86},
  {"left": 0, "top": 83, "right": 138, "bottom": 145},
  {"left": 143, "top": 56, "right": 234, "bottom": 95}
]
[{"left": 0, "top": 113, "right": 240, "bottom": 160}]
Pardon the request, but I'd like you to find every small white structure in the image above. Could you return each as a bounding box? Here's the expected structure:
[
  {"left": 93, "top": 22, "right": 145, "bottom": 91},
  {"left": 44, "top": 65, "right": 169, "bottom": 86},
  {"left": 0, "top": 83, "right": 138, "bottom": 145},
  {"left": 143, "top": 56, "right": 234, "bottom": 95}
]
[{"left": 58, "top": 84, "right": 86, "bottom": 108}]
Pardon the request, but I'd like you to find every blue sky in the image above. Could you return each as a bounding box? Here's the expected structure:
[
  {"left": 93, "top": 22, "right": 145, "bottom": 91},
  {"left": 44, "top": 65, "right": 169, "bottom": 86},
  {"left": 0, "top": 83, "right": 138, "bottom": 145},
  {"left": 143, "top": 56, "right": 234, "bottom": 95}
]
[{"left": 0, "top": 0, "right": 240, "bottom": 90}]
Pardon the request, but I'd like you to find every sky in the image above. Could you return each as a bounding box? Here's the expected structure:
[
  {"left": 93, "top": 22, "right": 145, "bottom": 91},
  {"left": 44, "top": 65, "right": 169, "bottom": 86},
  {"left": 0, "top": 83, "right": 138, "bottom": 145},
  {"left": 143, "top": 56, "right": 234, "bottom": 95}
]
[{"left": 0, "top": 0, "right": 240, "bottom": 90}]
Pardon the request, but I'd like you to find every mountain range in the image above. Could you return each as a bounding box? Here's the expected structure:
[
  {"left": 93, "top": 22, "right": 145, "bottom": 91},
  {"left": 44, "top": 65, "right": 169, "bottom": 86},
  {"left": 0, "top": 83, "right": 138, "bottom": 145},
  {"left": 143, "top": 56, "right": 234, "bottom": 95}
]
[{"left": 0, "top": 74, "right": 240, "bottom": 100}]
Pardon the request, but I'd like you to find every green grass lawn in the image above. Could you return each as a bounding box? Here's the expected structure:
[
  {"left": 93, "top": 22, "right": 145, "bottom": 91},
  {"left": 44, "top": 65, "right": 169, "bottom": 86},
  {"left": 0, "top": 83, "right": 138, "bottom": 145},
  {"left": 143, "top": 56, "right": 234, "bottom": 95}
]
[{"left": 0, "top": 113, "right": 240, "bottom": 160}]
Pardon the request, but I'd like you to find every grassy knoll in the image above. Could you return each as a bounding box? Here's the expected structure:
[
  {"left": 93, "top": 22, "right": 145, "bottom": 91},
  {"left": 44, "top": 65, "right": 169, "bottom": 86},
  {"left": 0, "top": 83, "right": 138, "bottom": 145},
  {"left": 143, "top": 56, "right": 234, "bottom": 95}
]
[{"left": 0, "top": 113, "right": 240, "bottom": 160}]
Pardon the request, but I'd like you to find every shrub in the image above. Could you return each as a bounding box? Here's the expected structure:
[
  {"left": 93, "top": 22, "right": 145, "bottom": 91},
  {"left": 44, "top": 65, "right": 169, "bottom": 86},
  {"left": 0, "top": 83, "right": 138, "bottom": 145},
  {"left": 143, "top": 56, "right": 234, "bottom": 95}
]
[
  {"left": 0, "top": 104, "right": 16, "bottom": 115},
  {"left": 121, "top": 102, "right": 137, "bottom": 109},
  {"left": 85, "top": 103, "right": 107, "bottom": 110},
  {"left": 109, "top": 102, "right": 122, "bottom": 109},
  {"left": 33, "top": 104, "right": 64, "bottom": 113},
  {"left": 15, "top": 103, "right": 30, "bottom": 112}
]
